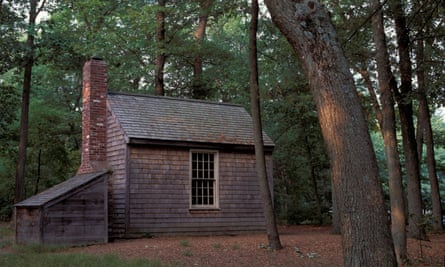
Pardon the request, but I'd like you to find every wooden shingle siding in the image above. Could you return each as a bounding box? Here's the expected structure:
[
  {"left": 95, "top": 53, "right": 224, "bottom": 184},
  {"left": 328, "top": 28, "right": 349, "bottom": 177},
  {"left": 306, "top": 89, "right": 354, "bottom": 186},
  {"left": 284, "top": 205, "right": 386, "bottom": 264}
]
[
  {"left": 125, "top": 146, "right": 272, "bottom": 236},
  {"left": 106, "top": 111, "right": 128, "bottom": 239},
  {"left": 15, "top": 208, "right": 42, "bottom": 244},
  {"left": 15, "top": 172, "right": 108, "bottom": 245},
  {"left": 41, "top": 177, "right": 107, "bottom": 245},
  {"left": 16, "top": 60, "right": 277, "bottom": 245}
]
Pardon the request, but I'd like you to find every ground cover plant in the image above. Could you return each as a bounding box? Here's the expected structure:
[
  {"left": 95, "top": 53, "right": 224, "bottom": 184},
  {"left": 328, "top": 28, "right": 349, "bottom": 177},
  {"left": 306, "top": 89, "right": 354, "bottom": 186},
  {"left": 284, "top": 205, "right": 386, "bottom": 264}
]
[{"left": 1, "top": 222, "right": 444, "bottom": 266}]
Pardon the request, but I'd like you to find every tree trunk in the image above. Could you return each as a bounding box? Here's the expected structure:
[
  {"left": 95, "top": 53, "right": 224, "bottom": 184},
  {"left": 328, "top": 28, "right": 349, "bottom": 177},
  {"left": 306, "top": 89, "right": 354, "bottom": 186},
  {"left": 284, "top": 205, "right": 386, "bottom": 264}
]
[
  {"left": 369, "top": 0, "right": 407, "bottom": 263},
  {"left": 416, "top": 38, "right": 443, "bottom": 232},
  {"left": 264, "top": 1, "right": 396, "bottom": 265},
  {"left": 358, "top": 69, "right": 383, "bottom": 129},
  {"left": 389, "top": 0, "right": 426, "bottom": 240},
  {"left": 15, "top": 0, "right": 40, "bottom": 203},
  {"left": 330, "top": 180, "right": 341, "bottom": 234},
  {"left": 305, "top": 135, "right": 323, "bottom": 224},
  {"left": 155, "top": 0, "right": 166, "bottom": 96},
  {"left": 34, "top": 149, "right": 41, "bottom": 195},
  {"left": 249, "top": 0, "right": 282, "bottom": 250},
  {"left": 191, "top": 0, "right": 213, "bottom": 99}
]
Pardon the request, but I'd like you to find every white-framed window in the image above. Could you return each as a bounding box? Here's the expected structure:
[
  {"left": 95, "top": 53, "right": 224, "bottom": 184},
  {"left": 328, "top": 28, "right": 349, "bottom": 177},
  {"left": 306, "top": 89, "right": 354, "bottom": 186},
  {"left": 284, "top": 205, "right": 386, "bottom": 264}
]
[{"left": 190, "top": 150, "right": 219, "bottom": 209}]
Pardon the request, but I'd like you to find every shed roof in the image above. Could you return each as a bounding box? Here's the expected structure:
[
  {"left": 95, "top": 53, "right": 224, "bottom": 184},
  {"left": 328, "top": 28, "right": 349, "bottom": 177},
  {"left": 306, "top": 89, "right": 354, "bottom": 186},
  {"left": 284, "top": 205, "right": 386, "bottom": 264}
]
[
  {"left": 15, "top": 170, "right": 108, "bottom": 207},
  {"left": 107, "top": 93, "right": 274, "bottom": 147}
]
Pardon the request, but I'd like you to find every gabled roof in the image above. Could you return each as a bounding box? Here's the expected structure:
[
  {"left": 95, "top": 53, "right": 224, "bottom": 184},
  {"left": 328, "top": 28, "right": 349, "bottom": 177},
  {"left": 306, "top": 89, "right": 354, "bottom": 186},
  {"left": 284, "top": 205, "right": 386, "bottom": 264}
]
[
  {"left": 107, "top": 92, "right": 275, "bottom": 147},
  {"left": 14, "top": 170, "right": 108, "bottom": 207}
]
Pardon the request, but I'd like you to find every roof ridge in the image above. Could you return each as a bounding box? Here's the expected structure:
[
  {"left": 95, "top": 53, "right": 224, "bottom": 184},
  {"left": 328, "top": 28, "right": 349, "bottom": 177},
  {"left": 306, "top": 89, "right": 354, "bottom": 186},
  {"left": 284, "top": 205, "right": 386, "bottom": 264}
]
[{"left": 108, "top": 91, "right": 244, "bottom": 108}]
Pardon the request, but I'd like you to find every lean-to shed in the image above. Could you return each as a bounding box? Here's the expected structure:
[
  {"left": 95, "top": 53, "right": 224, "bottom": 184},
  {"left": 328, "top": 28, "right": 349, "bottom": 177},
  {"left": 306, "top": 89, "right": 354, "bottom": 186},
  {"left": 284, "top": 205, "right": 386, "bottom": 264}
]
[{"left": 14, "top": 171, "right": 109, "bottom": 245}]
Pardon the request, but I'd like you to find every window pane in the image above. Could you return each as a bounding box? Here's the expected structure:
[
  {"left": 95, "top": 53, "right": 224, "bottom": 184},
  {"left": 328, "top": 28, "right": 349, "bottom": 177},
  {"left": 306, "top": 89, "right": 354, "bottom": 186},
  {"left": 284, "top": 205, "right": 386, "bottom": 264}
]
[{"left": 191, "top": 152, "right": 216, "bottom": 207}]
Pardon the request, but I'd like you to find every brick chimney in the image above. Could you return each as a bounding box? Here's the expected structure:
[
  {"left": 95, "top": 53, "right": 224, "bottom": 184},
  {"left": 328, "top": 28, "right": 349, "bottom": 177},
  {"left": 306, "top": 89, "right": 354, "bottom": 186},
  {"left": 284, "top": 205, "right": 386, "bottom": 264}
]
[{"left": 78, "top": 58, "right": 108, "bottom": 174}]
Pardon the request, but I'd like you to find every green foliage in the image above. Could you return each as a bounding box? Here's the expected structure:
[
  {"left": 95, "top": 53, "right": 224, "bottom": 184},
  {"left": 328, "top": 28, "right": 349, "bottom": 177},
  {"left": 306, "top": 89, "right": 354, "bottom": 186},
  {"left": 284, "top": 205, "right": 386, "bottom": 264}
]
[
  {"left": 263, "top": 86, "right": 331, "bottom": 224},
  {"left": 181, "top": 249, "right": 193, "bottom": 257},
  {"left": 370, "top": 113, "right": 445, "bottom": 212},
  {"left": 212, "top": 242, "right": 221, "bottom": 249},
  {"left": 0, "top": 1, "right": 24, "bottom": 75},
  {"left": 0, "top": 48, "right": 82, "bottom": 221},
  {"left": 430, "top": 114, "right": 445, "bottom": 212},
  {"left": 0, "top": 252, "right": 162, "bottom": 267},
  {"left": 253, "top": 17, "right": 331, "bottom": 224},
  {"left": 0, "top": 83, "right": 20, "bottom": 142},
  {"left": 230, "top": 243, "right": 240, "bottom": 250},
  {"left": 1, "top": 227, "right": 154, "bottom": 266},
  {"left": 0, "top": 0, "right": 443, "bottom": 228},
  {"left": 22, "top": 65, "right": 82, "bottom": 194},
  {"left": 179, "top": 240, "right": 190, "bottom": 247},
  {"left": 0, "top": 83, "right": 20, "bottom": 220}
]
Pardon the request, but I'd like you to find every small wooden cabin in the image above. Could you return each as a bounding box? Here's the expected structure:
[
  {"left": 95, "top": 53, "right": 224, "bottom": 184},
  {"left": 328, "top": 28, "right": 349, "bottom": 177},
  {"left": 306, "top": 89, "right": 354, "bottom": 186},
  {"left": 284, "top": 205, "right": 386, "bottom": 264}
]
[
  {"left": 14, "top": 171, "right": 109, "bottom": 245},
  {"left": 15, "top": 58, "right": 275, "bottom": 244}
]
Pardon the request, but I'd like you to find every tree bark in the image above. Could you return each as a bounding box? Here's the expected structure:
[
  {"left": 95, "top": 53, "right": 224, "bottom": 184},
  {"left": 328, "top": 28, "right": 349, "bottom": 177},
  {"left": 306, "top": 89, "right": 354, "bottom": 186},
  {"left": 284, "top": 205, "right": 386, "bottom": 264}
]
[
  {"left": 191, "top": 0, "right": 213, "bottom": 99},
  {"left": 330, "top": 180, "right": 341, "bottom": 234},
  {"left": 264, "top": 1, "right": 396, "bottom": 265},
  {"left": 369, "top": 0, "right": 407, "bottom": 263},
  {"left": 416, "top": 38, "right": 443, "bottom": 231},
  {"left": 388, "top": 0, "right": 426, "bottom": 240},
  {"left": 34, "top": 149, "right": 41, "bottom": 195},
  {"left": 358, "top": 69, "right": 383, "bottom": 129},
  {"left": 155, "top": 0, "right": 166, "bottom": 96},
  {"left": 249, "top": 0, "right": 282, "bottom": 250},
  {"left": 15, "top": 0, "right": 41, "bottom": 203},
  {"left": 305, "top": 135, "right": 323, "bottom": 224}
]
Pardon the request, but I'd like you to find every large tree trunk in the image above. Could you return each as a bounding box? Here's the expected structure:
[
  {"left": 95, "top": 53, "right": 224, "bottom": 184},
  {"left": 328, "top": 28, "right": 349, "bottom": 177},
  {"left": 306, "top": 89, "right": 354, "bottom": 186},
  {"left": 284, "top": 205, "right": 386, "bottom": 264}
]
[
  {"left": 330, "top": 180, "right": 341, "bottom": 234},
  {"left": 249, "top": 0, "right": 282, "bottom": 250},
  {"left": 416, "top": 38, "right": 443, "bottom": 232},
  {"left": 389, "top": 0, "right": 426, "bottom": 240},
  {"left": 15, "top": 0, "right": 41, "bottom": 203},
  {"left": 264, "top": 1, "right": 396, "bottom": 265},
  {"left": 191, "top": 0, "right": 213, "bottom": 99},
  {"left": 15, "top": 51, "right": 32, "bottom": 203},
  {"left": 369, "top": 0, "right": 407, "bottom": 263},
  {"left": 155, "top": 0, "right": 166, "bottom": 96}
]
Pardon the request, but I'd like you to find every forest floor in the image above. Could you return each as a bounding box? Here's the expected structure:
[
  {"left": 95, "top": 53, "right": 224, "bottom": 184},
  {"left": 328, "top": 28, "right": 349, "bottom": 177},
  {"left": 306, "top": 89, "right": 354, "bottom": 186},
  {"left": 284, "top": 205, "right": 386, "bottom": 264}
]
[
  {"left": 69, "top": 225, "right": 445, "bottom": 266},
  {"left": 2, "top": 223, "right": 444, "bottom": 266}
]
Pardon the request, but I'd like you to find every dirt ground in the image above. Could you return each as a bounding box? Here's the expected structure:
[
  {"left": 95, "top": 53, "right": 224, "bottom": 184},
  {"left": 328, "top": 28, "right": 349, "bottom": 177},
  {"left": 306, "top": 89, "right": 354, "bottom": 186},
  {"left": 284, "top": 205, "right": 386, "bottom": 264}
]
[{"left": 66, "top": 225, "right": 445, "bottom": 267}]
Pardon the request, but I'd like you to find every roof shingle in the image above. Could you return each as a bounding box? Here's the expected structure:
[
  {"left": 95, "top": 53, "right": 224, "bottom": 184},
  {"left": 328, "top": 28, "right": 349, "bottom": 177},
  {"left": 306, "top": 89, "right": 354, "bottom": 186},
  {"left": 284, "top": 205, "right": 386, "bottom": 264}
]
[
  {"left": 107, "top": 93, "right": 274, "bottom": 147},
  {"left": 15, "top": 170, "right": 108, "bottom": 207}
]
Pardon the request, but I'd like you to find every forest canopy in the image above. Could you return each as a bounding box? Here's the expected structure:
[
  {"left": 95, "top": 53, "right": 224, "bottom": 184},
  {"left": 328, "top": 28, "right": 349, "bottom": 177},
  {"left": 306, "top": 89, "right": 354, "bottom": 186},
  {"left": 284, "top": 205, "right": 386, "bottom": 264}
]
[{"left": 0, "top": 0, "right": 444, "bottom": 230}]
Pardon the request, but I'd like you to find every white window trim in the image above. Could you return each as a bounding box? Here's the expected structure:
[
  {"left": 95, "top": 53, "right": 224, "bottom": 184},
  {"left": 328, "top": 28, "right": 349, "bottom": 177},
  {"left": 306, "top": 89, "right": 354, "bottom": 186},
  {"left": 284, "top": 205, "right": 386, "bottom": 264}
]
[{"left": 189, "top": 149, "right": 219, "bottom": 209}]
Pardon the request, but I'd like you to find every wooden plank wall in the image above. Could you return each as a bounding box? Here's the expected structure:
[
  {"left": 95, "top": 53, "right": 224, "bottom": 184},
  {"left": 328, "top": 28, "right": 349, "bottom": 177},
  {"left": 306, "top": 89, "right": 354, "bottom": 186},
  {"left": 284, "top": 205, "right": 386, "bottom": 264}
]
[
  {"left": 106, "top": 111, "right": 128, "bottom": 239},
  {"left": 41, "top": 177, "right": 107, "bottom": 245},
  {"left": 15, "top": 207, "right": 42, "bottom": 244},
  {"left": 127, "top": 146, "right": 273, "bottom": 236}
]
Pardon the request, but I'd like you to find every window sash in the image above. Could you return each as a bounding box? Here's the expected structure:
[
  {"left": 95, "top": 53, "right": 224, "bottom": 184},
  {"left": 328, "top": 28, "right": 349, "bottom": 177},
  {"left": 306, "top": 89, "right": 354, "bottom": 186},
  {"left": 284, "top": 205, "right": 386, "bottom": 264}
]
[{"left": 190, "top": 151, "right": 218, "bottom": 208}]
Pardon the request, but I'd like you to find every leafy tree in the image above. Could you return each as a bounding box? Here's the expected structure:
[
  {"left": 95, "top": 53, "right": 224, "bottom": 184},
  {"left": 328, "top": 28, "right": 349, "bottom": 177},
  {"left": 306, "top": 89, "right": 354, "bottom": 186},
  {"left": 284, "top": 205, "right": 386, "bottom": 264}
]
[
  {"left": 265, "top": 0, "right": 396, "bottom": 265},
  {"left": 0, "top": 0, "right": 23, "bottom": 75},
  {"left": 190, "top": 0, "right": 214, "bottom": 99},
  {"left": 16, "top": 0, "right": 48, "bottom": 203},
  {"left": 387, "top": 0, "right": 426, "bottom": 240},
  {"left": 2, "top": 0, "right": 443, "bottom": 238},
  {"left": 248, "top": 0, "right": 281, "bottom": 250},
  {"left": 266, "top": 89, "right": 330, "bottom": 225},
  {"left": 155, "top": 0, "right": 166, "bottom": 96},
  {"left": 413, "top": 0, "right": 444, "bottom": 232},
  {"left": 369, "top": 0, "right": 406, "bottom": 262},
  {"left": 0, "top": 83, "right": 20, "bottom": 219}
]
